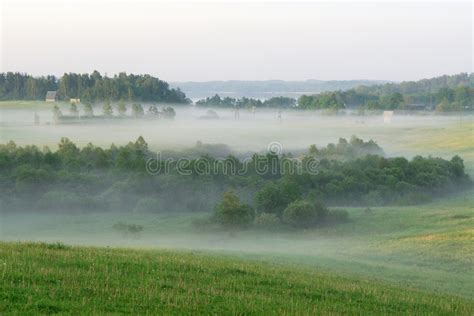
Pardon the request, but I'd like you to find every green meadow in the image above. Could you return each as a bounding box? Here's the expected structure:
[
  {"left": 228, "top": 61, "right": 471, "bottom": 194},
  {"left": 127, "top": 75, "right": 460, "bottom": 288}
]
[
  {"left": 1, "top": 241, "right": 472, "bottom": 315},
  {"left": 2, "top": 190, "right": 473, "bottom": 306}
]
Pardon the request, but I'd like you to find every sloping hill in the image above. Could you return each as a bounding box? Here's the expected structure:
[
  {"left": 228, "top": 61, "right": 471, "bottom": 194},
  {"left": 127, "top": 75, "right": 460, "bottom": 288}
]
[{"left": 0, "top": 242, "right": 472, "bottom": 314}]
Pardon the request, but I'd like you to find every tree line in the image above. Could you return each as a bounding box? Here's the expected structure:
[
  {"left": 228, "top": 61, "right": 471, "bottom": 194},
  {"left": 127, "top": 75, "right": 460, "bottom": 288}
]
[
  {"left": 1, "top": 72, "right": 471, "bottom": 111},
  {"left": 194, "top": 74, "right": 472, "bottom": 112},
  {"left": 54, "top": 101, "right": 176, "bottom": 121},
  {"left": 0, "top": 71, "right": 190, "bottom": 103},
  {"left": 195, "top": 95, "right": 296, "bottom": 108},
  {"left": 297, "top": 73, "right": 473, "bottom": 111},
  {"left": 0, "top": 137, "right": 469, "bottom": 218}
]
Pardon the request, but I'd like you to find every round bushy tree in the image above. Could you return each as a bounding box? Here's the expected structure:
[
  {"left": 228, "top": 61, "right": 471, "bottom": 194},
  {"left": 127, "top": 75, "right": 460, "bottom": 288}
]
[
  {"left": 255, "top": 180, "right": 300, "bottom": 216},
  {"left": 283, "top": 200, "right": 328, "bottom": 228},
  {"left": 214, "top": 190, "right": 254, "bottom": 228}
]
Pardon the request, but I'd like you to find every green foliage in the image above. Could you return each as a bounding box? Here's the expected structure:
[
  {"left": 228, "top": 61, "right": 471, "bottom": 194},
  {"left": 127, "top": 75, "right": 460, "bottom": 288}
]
[
  {"left": 263, "top": 96, "right": 296, "bottom": 108},
  {"left": 283, "top": 200, "right": 328, "bottom": 228},
  {"left": 117, "top": 99, "right": 127, "bottom": 116},
  {"left": 196, "top": 94, "right": 296, "bottom": 108},
  {"left": 298, "top": 92, "right": 346, "bottom": 109},
  {"left": 196, "top": 94, "right": 233, "bottom": 107},
  {"left": 308, "top": 136, "right": 384, "bottom": 160},
  {"left": 0, "top": 73, "right": 57, "bottom": 100},
  {"left": 0, "top": 71, "right": 189, "bottom": 103},
  {"left": 255, "top": 180, "right": 301, "bottom": 216},
  {"left": 213, "top": 191, "right": 255, "bottom": 228},
  {"left": 13, "top": 165, "right": 54, "bottom": 194},
  {"left": 102, "top": 101, "right": 113, "bottom": 116},
  {"left": 253, "top": 212, "right": 281, "bottom": 229},
  {"left": 57, "top": 102, "right": 176, "bottom": 121},
  {"left": 436, "top": 98, "right": 462, "bottom": 112},
  {"left": 0, "top": 138, "right": 470, "bottom": 214},
  {"left": 298, "top": 73, "right": 473, "bottom": 111},
  {"left": 190, "top": 74, "right": 473, "bottom": 111}
]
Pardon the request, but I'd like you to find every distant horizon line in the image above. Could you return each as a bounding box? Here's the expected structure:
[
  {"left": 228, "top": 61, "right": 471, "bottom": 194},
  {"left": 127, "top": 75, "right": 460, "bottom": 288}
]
[{"left": 1, "top": 70, "right": 471, "bottom": 84}]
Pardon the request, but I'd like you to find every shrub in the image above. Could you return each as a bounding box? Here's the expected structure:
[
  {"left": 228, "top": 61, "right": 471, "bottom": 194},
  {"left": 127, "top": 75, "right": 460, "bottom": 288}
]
[
  {"left": 214, "top": 191, "right": 255, "bottom": 228},
  {"left": 283, "top": 200, "right": 328, "bottom": 228},
  {"left": 134, "top": 197, "right": 160, "bottom": 213},
  {"left": 253, "top": 213, "right": 280, "bottom": 230}
]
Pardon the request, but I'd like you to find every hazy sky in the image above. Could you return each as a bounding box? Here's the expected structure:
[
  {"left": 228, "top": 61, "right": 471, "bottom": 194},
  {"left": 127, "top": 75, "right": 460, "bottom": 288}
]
[{"left": 1, "top": 0, "right": 472, "bottom": 81}]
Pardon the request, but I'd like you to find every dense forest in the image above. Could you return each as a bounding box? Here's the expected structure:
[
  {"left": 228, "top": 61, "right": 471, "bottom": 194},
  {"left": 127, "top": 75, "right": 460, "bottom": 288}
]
[
  {"left": 0, "top": 71, "right": 189, "bottom": 103},
  {"left": 355, "top": 72, "right": 473, "bottom": 95},
  {"left": 0, "top": 137, "right": 469, "bottom": 218},
  {"left": 298, "top": 73, "right": 473, "bottom": 111}
]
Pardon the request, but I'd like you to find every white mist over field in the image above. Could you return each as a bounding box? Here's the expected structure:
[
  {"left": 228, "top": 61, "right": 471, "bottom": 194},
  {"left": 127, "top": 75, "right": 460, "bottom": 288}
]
[{"left": 0, "top": 105, "right": 468, "bottom": 159}]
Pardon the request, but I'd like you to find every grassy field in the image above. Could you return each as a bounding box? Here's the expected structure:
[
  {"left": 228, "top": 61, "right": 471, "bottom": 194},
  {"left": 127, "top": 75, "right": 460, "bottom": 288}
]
[
  {"left": 2, "top": 190, "right": 473, "bottom": 301},
  {"left": 1, "top": 241, "right": 473, "bottom": 315}
]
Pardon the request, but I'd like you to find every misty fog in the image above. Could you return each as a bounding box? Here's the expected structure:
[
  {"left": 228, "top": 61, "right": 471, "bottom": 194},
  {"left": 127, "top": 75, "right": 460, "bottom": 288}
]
[
  {"left": 0, "top": 105, "right": 467, "bottom": 158},
  {"left": 1, "top": 101, "right": 472, "bottom": 301}
]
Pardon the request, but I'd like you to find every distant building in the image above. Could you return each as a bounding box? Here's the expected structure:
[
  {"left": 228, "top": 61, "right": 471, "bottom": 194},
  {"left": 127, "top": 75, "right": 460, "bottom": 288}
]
[
  {"left": 383, "top": 111, "right": 394, "bottom": 123},
  {"left": 45, "top": 91, "right": 57, "bottom": 102},
  {"left": 70, "top": 98, "right": 81, "bottom": 104}
]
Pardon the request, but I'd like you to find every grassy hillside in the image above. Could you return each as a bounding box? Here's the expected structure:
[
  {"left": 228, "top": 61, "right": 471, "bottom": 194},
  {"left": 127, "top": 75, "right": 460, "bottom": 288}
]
[
  {"left": 2, "top": 190, "right": 473, "bottom": 299},
  {"left": 1, "top": 242, "right": 473, "bottom": 315}
]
